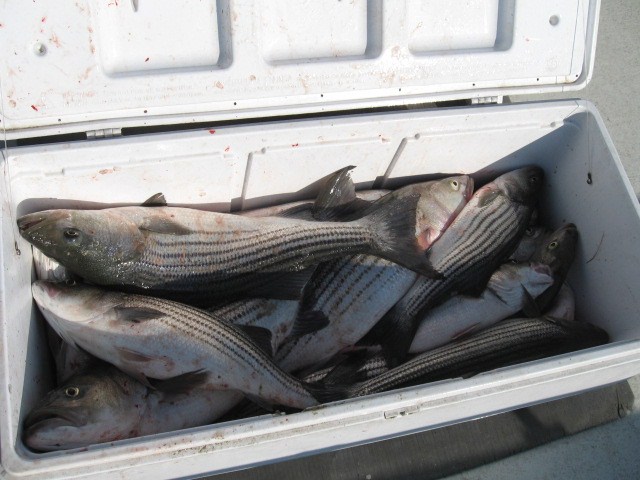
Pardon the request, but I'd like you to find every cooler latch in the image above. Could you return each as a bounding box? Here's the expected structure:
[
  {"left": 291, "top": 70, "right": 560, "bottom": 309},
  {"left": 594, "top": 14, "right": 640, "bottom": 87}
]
[
  {"left": 470, "top": 96, "right": 503, "bottom": 105},
  {"left": 86, "top": 128, "right": 122, "bottom": 140}
]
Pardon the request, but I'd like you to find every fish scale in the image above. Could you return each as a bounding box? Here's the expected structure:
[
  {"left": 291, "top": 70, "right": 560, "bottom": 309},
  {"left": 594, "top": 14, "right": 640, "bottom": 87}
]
[{"left": 350, "top": 316, "right": 609, "bottom": 398}]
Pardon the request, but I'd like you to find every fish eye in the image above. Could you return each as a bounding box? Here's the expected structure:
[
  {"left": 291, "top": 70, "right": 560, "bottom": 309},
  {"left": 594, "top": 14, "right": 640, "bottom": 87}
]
[
  {"left": 450, "top": 180, "right": 460, "bottom": 190},
  {"left": 548, "top": 240, "right": 558, "bottom": 249},
  {"left": 64, "top": 386, "right": 80, "bottom": 397},
  {"left": 63, "top": 228, "right": 82, "bottom": 243}
]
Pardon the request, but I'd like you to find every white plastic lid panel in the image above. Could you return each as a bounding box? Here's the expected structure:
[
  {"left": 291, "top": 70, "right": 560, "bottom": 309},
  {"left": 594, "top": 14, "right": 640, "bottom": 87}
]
[{"left": 0, "top": 0, "right": 596, "bottom": 137}]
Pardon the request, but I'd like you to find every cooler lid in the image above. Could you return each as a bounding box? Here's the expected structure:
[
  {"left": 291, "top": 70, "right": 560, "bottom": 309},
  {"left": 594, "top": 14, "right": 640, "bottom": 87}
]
[{"left": 0, "top": 0, "right": 599, "bottom": 139}]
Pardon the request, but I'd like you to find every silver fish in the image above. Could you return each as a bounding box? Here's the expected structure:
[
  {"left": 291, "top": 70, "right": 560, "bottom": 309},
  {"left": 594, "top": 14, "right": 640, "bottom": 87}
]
[
  {"left": 275, "top": 176, "right": 474, "bottom": 373},
  {"left": 363, "top": 166, "right": 544, "bottom": 366},
  {"left": 350, "top": 316, "right": 609, "bottom": 398},
  {"left": 19, "top": 192, "right": 439, "bottom": 305},
  {"left": 408, "top": 262, "right": 554, "bottom": 354},
  {"left": 23, "top": 364, "right": 242, "bottom": 452},
  {"left": 32, "top": 281, "right": 332, "bottom": 409}
]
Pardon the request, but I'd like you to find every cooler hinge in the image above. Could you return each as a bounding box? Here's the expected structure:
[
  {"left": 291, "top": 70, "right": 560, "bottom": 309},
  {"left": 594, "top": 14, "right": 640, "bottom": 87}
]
[
  {"left": 470, "top": 96, "right": 503, "bottom": 105},
  {"left": 86, "top": 128, "right": 122, "bottom": 139}
]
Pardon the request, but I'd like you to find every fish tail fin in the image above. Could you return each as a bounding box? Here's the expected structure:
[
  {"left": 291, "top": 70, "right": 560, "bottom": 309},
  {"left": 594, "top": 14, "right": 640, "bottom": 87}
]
[
  {"left": 303, "top": 381, "right": 349, "bottom": 405},
  {"left": 362, "top": 306, "right": 418, "bottom": 368},
  {"left": 359, "top": 194, "right": 442, "bottom": 279}
]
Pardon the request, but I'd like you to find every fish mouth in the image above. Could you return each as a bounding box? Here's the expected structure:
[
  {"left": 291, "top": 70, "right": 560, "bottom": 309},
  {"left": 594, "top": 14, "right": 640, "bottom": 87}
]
[
  {"left": 24, "top": 407, "right": 85, "bottom": 430},
  {"left": 32, "top": 280, "right": 64, "bottom": 301},
  {"left": 17, "top": 214, "right": 48, "bottom": 234},
  {"left": 17, "top": 211, "right": 70, "bottom": 236}
]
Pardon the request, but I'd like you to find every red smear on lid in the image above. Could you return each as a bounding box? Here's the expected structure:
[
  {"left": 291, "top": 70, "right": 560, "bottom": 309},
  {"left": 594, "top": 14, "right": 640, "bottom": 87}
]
[
  {"left": 31, "top": 105, "right": 39, "bottom": 111},
  {"left": 209, "top": 129, "right": 216, "bottom": 134}
]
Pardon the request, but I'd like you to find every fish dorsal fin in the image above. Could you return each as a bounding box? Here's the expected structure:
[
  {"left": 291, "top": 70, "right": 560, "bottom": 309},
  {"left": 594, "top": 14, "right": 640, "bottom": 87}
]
[
  {"left": 141, "top": 193, "right": 167, "bottom": 207},
  {"left": 289, "top": 310, "right": 330, "bottom": 338},
  {"left": 237, "top": 325, "right": 274, "bottom": 357},
  {"left": 148, "top": 370, "right": 209, "bottom": 396},
  {"left": 314, "top": 166, "right": 357, "bottom": 210},
  {"left": 114, "top": 305, "right": 165, "bottom": 323},
  {"left": 139, "top": 216, "right": 193, "bottom": 235}
]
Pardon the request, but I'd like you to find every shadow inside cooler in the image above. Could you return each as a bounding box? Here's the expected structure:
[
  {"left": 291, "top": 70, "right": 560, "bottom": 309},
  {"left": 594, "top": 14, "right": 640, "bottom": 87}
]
[{"left": 3, "top": 101, "right": 640, "bottom": 467}]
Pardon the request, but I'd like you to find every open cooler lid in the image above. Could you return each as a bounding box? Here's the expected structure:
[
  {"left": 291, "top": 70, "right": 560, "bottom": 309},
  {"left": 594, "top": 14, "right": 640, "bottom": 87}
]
[{"left": 0, "top": 0, "right": 599, "bottom": 140}]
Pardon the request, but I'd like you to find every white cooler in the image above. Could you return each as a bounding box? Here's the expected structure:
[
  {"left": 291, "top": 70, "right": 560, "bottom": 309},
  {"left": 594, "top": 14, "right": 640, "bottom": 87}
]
[{"left": 2, "top": 1, "right": 639, "bottom": 478}]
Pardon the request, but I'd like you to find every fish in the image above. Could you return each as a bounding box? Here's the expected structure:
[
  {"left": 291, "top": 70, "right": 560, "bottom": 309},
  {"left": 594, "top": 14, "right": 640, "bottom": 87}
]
[
  {"left": 349, "top": 316, "right": 609, "bottom": 398},
  {"left": 508, "top": 226, "right": 551, "bottom": 262},
  {"left": 408, "top": 262, "right": 554, "bottom": 354},
  {"left": 31, "top": 281, "right": 339, "bottom": 409},
  {"left": 526, "top": 223, "right": 578, "bottom": 315},
  {"left": 18, "top": 188, "right": 440, "bottom": 305},
  {"left": 275, "top": 175, "right": 474, "bottom": 373},
  {"left": 362, "top": 166, "right": 545, "bottom": 365},
  {"left": 544, "top": 283, "right": 575, "bottom": 321},
  {"left": 23, "top": 363, "right": 242, "bottom": 452},
  {"left": 47, "top": 329, "right": 99, "bottom": 384},
  {"left": 208, "top": 299, "right": 327, "bottom": 352}
]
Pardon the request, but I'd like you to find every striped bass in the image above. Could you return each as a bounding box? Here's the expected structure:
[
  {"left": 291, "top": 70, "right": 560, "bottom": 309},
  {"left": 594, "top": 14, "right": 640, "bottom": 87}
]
[
  {"left": 32, "top": 281, "right": 336, "bottom": 409},
  {"left": 19, "top": 192, "right": 439, "bottom": 305},
  {"left": 362, "top": 166, "right": 544, "bottom": 365},
  {"left": 408, "top": 262, "right": 554, "bottom": 354},
  {"left": 273, "top": 176, "right": 474, "bottom": 373},
  {"left": 350, "top": 316, "right": 609, "bottom": 398},
  {"left": 23, "top": 363, "right": 242, "bottom": 452}
]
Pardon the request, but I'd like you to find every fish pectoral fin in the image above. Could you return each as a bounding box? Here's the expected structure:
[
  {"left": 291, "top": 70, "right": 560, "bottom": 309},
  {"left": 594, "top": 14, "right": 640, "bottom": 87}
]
[
  {"left": 139, "top": 216, "right": 193, "bottom": 235},
  {"left": 116, "top": 346, "right": 159, "bottom": 363},
  {"left": 114, "top": 306, "right": 164, "bottom": 323},
  {"left": 148, "top": 370, "right": 209, "bottom": 396},
  {"left": 141, "top": 193, "right": 167, "bottom": 207},
  {"left": 236, "top": 325, "right": 274, "bottom": 357},
  {"left": 289, "top": 310, "right": 330, "bottom": 338},
  {"left": 521, "top": 285, "right": 543, "bottom": 318},
  {"left": 250, "top": 268, "right": 317, "bottom": 301}
]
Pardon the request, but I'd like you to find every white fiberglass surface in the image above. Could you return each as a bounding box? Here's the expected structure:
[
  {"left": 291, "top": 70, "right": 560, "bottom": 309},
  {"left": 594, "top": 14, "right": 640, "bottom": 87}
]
[
  {"left": 2, "top": 101, "right": 640, "bottom": 478},
  {"left": 0, "top": 0, "right": 594, "bottom": 136}
]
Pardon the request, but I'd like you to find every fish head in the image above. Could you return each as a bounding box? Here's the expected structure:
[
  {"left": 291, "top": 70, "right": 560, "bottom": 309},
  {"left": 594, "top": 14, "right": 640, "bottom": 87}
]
[
  {"left": 493, "top": 166, "right": 545, "bottom": 206},
  {"left": 488, "top": 262, "right": 554, "bottom": 304},
  {"left": 395, "top": 175, "right": 474, "bottom": 251},
  {"left": 23, "top": 366, "right": 145, "bottom": 451},
  {"left": 18, "top": 209, "right": 145, "bottom": 284},
  {"left": 530, "top": 223, "right": 579, "bottom": 277},
  {"left": 32, "top": 281, "right": 125, "bottom": 353}
]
